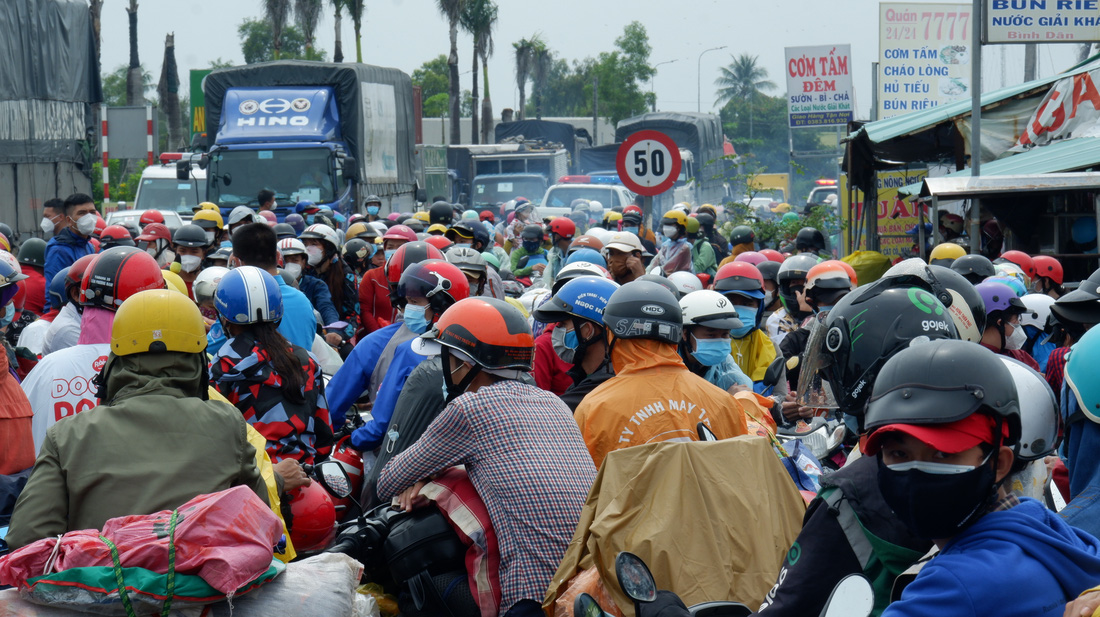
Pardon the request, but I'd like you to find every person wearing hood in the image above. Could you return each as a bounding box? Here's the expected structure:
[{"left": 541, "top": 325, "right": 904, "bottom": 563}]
[
  {"left": 713, "top": 262, "right": 788, "bottom": 401},
  {"left": 6, "top": 288, "right": 267, "bottom": 550},
  {"left": 573, "top": 280, "right": 749, "bottom": 468},
  {"left": 22, "top": 247, "right": 167, "bottom": 453},
  {"left": 975, "top": 281, "right": 1040, "bottom": 371},
  {"left": 653, "top": 210, "right": 694, "bottom": 276},
  {"left": 42, "top": 194, "right": 95, "bottom": 311}
]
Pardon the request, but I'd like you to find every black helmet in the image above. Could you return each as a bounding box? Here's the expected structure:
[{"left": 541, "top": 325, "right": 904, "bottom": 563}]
[
  {"left": 446, "top": 220, "right": 490, "bottom": 250},
  {"left": 757, "top": 260, "right": 781, "bottom": 283},
  {"left": 802, "top": 280, "right": 959, "bottom": 415},
  {"left": 729, "top": 225, "right": 755, "bottom": 246},
  {"left": 173, "top": 224, "right": 209, "bottom": 248},
  {"left": 638, "top": 273, "right": 681, "bottom": 298},
  {"left": 696, "top": 213, "right": 716, "bottom": 229},
  {"left": 795, "top": 227, "right": 826, "bottom": 252},
  {"left": 520, "top": 224, "right": 544, "bottom": 242},
  {"left": 364, "top": 194, "right": 382, "bottom": 206},
  {"left": 602, "top": 279, "right": 683, "bottom": 344},
  {"left": 17, "top": 237, "right": 46, "bottom": 268},
  {"left": 777, "top": 253, "right": 819, "bottom": 316},
  {"left": 273, "top": 223, "right": 297, "bottom": 240},
  {"left": 877, "top": 258, "right": 987, "bottom": 343},
  {"left": 864, "top": 339, "right": 1021, "bottom": 446},
  {"left": 342, "top": 238, "right": 374, "bottom": 273},
  {"left": 429, "top": 201, "right": 454, "bottom": 226},
  {"left": 0, "top": 222, "right": 17, "bottom": 244},
  {"left": 950, "top": 254, "right": 996, "bottom": 285},
  {"left": 1050, "top": 268, "right": 1100, "bottom": 325}
]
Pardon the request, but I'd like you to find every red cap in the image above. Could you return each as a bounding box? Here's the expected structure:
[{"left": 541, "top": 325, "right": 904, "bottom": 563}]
[{"left": 864, "top": 413, "right": 1009, "bottom": 455}]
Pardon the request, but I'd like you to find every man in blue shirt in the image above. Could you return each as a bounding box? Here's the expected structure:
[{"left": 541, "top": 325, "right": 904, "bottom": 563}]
[
  {"left": 43, "top": 194, "right": 95, "bottom": 310},
  {"left": 229, "top": 223, "right": 316, "bottom": 350}
]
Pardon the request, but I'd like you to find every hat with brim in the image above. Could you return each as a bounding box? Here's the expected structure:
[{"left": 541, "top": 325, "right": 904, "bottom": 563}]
[{"left": 864, "top": 413, "right": 1007, "bottom": 455}]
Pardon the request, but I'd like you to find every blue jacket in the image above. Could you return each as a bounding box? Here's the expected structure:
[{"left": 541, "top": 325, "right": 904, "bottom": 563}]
[
  {"left": 298, "top": 274, "right": 340, "bottom": 326},
  {"left": 884, "top": 499, "right": 1100, "bottom": 617},
  {"left": 350, "top": 338, "right": 426, "bottom": 451},
  {"left": 43, "top": 229, "right": 92, "bottom": 310},
  {"left": 326, "top": 322, "right": 401, "bottom": 428}
]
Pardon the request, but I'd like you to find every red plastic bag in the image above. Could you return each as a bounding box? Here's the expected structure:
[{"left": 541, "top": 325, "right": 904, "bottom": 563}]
[{"left": 0, "top": 485, "right": 282, "bottom": 595}]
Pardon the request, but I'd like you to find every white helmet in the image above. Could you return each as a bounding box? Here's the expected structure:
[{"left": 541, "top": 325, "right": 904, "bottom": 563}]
[
  {"left": 369, "top": 221, "right": 388, "bottom": 236},
  {"left": 1020, "top": 293, "right": 1055, "bottom": 330},
  {"left": 277, "top": 238, "right": 307, "bottom": 256},
  {"left": 228, "top": 205, "right": 257, "bottom": 226},
  {"left": 518, "top": 287, "right": 551, "bottom": 316},
  {"left": 300, "top": 223, "right": 341, "bottom": 250},
  {"left": 588, "top": 200, "right": 604, "bottom": 213},
  {"left": 586, "top": 227, "right": 612, "bottom": 245},
  {"left": 997, "top": 355, "right": 1060, "bottom": 461},
  {"left": 679, "top": 289, "right": 743, "bottom": 330},
  {"left": 668, "top": 271, "right": 703, "bottom": 296},
  {"left": 0, "top": 251, "right": 22, "bottom": 277},
  {"left": 552, "top": 261, "right": 612, "bottom": 293},
  {"left": 193, "top": 266, "right": 229, "bottom": 305}
]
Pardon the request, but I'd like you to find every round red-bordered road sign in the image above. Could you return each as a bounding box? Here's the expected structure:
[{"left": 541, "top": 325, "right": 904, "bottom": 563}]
[{"left": 615, "top": 130, "right": 682, "bottom": 196}]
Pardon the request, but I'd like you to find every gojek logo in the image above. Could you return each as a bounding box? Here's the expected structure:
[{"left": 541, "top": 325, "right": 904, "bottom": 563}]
[
  {"left": 237, "top": 97, "right": 313, "bottom": 127},
  {"left": 908, "top": 287, "right": 953, "bottom": 333}
]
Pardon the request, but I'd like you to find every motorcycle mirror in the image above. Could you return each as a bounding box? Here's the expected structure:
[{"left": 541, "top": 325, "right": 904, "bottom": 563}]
[
  {"left": 763, "top": 356, "right": 785, "bottom": 388},
  {"left": 316, "top": 461, "right": 353, "bottom": 499},
  {"left": 616, "top": 551, "right": 657, "bottom": 604},
  {"left": 342, "top": 157, "right": 359, "bottom": 183},
  {"left": 818, "top": 573, "right": 874, "bottom": 617},
  {"left": 574, "top": 592, "right": 604, "bottom": 617},
  {"left": 175, "top": 160, "right": 190, "bottom": 181},
  {"left": 697, "top": 422, "right": 718, "bottom": 442}
]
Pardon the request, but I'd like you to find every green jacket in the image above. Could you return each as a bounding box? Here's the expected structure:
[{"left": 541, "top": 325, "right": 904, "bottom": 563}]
[
  {"left": 692, "top": 238, "right": 718, "bottom": 276},
  {"left": 6, "top": 351, "right": 266, "bottom": 549},
  {"left": 510, "top": 245, "right": 548, "bottom": 277}
]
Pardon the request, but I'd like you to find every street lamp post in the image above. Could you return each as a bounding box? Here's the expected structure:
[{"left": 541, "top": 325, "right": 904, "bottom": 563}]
[
  {"left": 650, "top": 59, "right": 679, "bottom": 112},
  {"left": 697, "top": 46, "right": 727, "bottom": 113}
]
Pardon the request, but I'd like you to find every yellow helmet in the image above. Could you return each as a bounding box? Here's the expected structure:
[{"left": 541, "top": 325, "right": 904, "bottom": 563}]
[
  {"left": 111, "top": 289, "right": 207, "bottom": 356},
  {"left": 192, "top": 209, "right": 224, "bottom": 231},
  {"left": 347, "top": 222, "right": 377, "bottom": 240},
  {"left": 685, "top": 217, "right": 700, "bottom": 234},
  {"left": 413, "top": 211, "right": 431, "bottom": 223},
  {"left": 661, "top": 209, "right": 688, "bottom": 227},
  {"left": 196, "top": 202, "right": 220, "bottom": 212},
  {"left": 427, "top": 223, "right": 449, "bottom": 235},
  {"left": 772, "top": 202, "right": 792, "bottom": 214},
  {"left": 930, "top": 242, "right": 967, "bottom": 263},
  {"left": 161, "top": 270, "right": 188, "bottom": 296},
  {"left": 604, "top": 211, "right": 623, "bottom": 223}
]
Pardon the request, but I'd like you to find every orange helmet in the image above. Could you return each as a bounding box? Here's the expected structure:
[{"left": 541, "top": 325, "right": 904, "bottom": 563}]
[
  {"left": 805, "top": 260, "right": 854, "bottom": 294},
  {"left": 837, "top": 260, "right": 858, "bottom": 286},
  {"left": 424, "top": 235, "right": 453, "bottom": 251},
  {"left": 421, "top": 297, "right": 534, "bottom": 371}
]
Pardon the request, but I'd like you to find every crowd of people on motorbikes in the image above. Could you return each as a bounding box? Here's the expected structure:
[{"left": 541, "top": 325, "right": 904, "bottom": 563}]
[{"left": 5, "top": 189, "right": 1100, "bottom": 617}]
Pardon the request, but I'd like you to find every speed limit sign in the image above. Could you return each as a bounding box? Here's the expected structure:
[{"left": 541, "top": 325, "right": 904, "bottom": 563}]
[{"left": 615, "top": 130, "right": 682, "bottom": 196}]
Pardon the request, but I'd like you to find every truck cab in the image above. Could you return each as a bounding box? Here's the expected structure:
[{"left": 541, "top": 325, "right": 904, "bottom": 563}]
[
  {"left": 541, "top": 175, "right": 636, "bottom": 213},
  {"left": 471, "top": 173, "right": 548, "bottom": 211},
  {"left": 136, "top": 153, "right": 206, "bottom": 215}
]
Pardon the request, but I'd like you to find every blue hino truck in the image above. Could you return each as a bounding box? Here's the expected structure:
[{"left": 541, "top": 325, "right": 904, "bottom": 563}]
[{"left": 186, "top": 61, "right": 418, "bottom": 220}]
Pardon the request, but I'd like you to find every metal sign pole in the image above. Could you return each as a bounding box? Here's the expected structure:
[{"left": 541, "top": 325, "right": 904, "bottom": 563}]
[{"left": 970, "top": 0, "right": 983, "bottom": 255}]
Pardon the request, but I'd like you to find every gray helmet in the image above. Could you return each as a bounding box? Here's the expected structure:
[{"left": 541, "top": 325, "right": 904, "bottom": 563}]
[
  {"left": 18, "top": 237, "right": 47, "bottom": 268},
  {"left": 446, "top": 246, "right": 487, "bottom": 276},
  {"left": 273, "top": 223, "right": 296, "bottom": 240},
  {"left": 364, "top": 194, "right": 382, "bottom": 206},
  {"left": 602, "top": 280, "right": 683, "bottom": 344},
  {"left": 228, "top": 205, "right": 257, "bottom": 226},
  {"left": 173, "top": 224, "right": 209, "bottom": 248}
]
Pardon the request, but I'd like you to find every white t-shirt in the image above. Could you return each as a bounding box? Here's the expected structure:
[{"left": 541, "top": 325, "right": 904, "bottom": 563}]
[
  {"left": 41, "top": 303, "right": 81, "bottom": 356},
  {"left": 22, "top": 343, "right": 110, "bottom": 453},
  {"left": 17, "top": 318, "right": 52, "bottom": 356}
]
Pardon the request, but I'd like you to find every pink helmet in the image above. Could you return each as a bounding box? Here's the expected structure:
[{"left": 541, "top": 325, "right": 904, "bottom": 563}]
[
  {"left": 387, "top": 212, "right": 401, "bottom": 221},
  {"left": 258, "top": 210, "right": 277, "bottom": 226},
  {"left": 734, "top": 251, "right": 767, "bottom": 266},
  {"left": 382, "top": 224, "right": 417, "bottom": 242}
]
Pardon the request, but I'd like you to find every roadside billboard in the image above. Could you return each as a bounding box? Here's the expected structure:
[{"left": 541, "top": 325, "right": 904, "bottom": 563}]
[
  {"left": 841, "top": 168, "right": 930, "bottom": 258},
  {"left": 986, "top": 0, "right": 1100, "bottom": 44},
  {"left": 784, "top": 44, "right": 854, "bottom": 128},
  {"left": 190, "top": 69, "right": 212, "bottom": 141},
  {"left": 878, "top": 3, "right": 972, "bottom": 119}
]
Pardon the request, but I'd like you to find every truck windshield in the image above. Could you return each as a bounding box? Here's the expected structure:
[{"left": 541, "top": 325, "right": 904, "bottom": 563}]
[
  {"left": 208, "top": 148, "right": 335, "bottom": 207},
  {"left": 472, "top": 177, "right": 547, "bottom": 207},
  {"left": 543, "top": 187, "right": 621, "bottom": 209},
  {"left": 135, "top": 178, "right": 207, "bottom": 213}
]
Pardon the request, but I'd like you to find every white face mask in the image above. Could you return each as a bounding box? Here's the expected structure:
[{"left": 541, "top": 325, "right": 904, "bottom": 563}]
[
  {"left": 180, "top": 254, "right": 202, "bottom": 273},
  {"left": 306, "top": 245, "right": 325, "bottom": 267},
  {"left": 40, "top": 216, "right": 55, "bottom": 234},
  {"left": 156, "top": 247, "right": 175, "bottom": 269},
  {"left": 204, "top": 231, "right": 216, "bottom": 246},
  {"left": 75, "top": 213, "right": 97, "bottom": 236},
  {"left": 284, "top": 262, "right": 303, "bottom": 280},
  {"left": 1006, "top": 322, "right": 1027, "bottom": 350},
  {"left": 763, "top": 290, "right": 775, "bottom": 307},
  {"left": 662, "top": 225, "right": 678, "bottom": 239}
]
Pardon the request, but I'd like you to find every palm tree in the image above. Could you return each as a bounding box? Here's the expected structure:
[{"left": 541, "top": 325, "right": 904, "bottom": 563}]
[
  {"left": 438, "top": 0, "right": 465, "bottom": 144},
  {"left": 531, "top": 37, "right": 551, "bottom": 120},
  {"left": 295, "top": 0, "right": 323, "bottom": 54},
  {"left": 331, "top": 0, "right": 344, "bottom": 62},
  {"left": 513, "top": 38, "right": 533, "bottom": 121},
  {"left": 714, "top": 53, "right": 776, "bottom": 140},
  {"left": 345, "top": 0, "right": 366, "bottom": 62},
  {"left": 125, "top": 1, "right": 143, "bottom": 106},
  {"left": 461, "top": 0, "right": 497, "bottom": 144},
  {"left": 477, "top": 3, "right": 498, "bottom": 143},
  {"left": 262, "top": 0, "right": 292, "bottom": 60}
]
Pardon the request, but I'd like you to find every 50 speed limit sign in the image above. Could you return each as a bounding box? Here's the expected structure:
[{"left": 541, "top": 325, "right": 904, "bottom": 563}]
[{"left": 615, "top": 130, "right": 682, "bottom": 196}]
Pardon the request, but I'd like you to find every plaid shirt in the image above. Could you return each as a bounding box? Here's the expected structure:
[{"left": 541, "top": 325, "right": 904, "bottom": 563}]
[
  {"left": 377, "top": 379, "right": 596, "bottom": 613},
  {"left": 1045, "top": 346, "right": 1070, "bottom": 404}
]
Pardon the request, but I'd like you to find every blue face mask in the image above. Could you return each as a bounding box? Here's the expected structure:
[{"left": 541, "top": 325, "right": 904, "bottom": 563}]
[
  {"left": 564, "top": 328, "right": 579, "bottom": 349},
  {"left": 305, "top": 214, "right": 315, "bottom": 225},
  {"left": 384, "top": 249, "right": 396, "bottom": 261},
  {"left": 0, "top": 303, "right": 14, "bottom": 328},
  {"left": 367, "top": 205, "right": 380, "bottom": 215},
  {"left": 691, "top": 337, "right": 732, "bottom": 367},
  {"left": 522, "top": 240, "right": 541, "bottom": 253},
  {"left": 623, "top": 226, "right": 639, "bottom": 236},
  {"left": 816, "top": 305, "right": 835, "bottom": 314},
  {"left": 403, "top": 304, "right": 430, "bottom": 334},
  {"left": 730, "top": 306, "right": 757, "bottom": 338}
]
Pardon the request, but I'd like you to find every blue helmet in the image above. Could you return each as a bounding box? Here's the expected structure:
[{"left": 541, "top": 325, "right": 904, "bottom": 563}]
[
  {"left": 50, "top": 267, "right": 70, "bottom": 309},
  {"left": 285, "top": 213, "right": 306, "bottom": 236},
  {"left": 295, "top": 200, "right": 317, "bottom": 215},
  {"left": 214, "top": 266, "right": 284, "bottom": 325},
  {"left": 533, "top": 276, "right": 620, "bottom": 325},
  {"left": 565, "top": 247, "right": 607, "bottom": 269}
]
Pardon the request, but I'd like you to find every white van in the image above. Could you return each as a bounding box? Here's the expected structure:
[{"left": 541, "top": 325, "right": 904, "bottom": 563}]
[{"left": 133, "top": 155, "right": 207, "bottom": 216}]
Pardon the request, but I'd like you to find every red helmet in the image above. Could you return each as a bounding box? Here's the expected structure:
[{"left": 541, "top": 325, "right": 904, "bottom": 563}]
[
  {"left": 397, "top": 259, "right": 470, "bottom": 314},
  {"left": 996, "top": 250, "right": 1035, "bottom": 280},
  {"left": 328, "top": 436, "right": 364, "bottom": 514},
  {"left": 479, "top": 210, "right": 495, "bottom": 223},
  {"left": 89, "top": 237, "right": 101, "bottom": 253},
  {"left": 100, "top": 225, "right": 136, "bottom": 250},
  {"left": 93, "top": 216, "right": 106, "bottom": 236},
  {"left": 382, "top": 224, "right": 417, "bottom": 243},
  {"left": 548, "top": 217, "right": 576, "bottom": 240},
  {"left": 12, "top": 279, "right": 25, "bottom": 311},
  {"left": 385, "top": 241, "right": 445, "bottom": 286},
  {"left": 66, "top": 254, "right": 98, "bottom": 298},
  {"left": 623, "top": 205, "right": 643, "bottom": 217},
  {"left": 424, "top": 235, "right": 453, "bottom": 251},
  {"left": 714, "top": 261, "right": 764, "bottom": 293},
  {"left": 734, "top": 251, "right": 767, "bottom": 266},
  {"left": 137, "top": 223, "right": 172, "bottom": 243},
  {"left": 287, "top": 482, "right": 336, "bottom": 553},
  {"left": 80, "top": 247, "right": 165, "bottom": 310},
  {"left": 139, "top": 210, "right": 165, "bottom": 226},
  {"left": 1032, "top": 255, "right": 1063, "bottom": 285},
  {"left": 759, "top": 249, "right": 785, "bottom": 263}
]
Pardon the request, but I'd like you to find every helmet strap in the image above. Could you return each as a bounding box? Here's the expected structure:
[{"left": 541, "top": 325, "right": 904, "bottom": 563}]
[
  {"left": 995, "top": 319, "right": 1008, "bottom": 353},
  {"left": 441, "top": 346, "right": 482, "bottom": 404}
]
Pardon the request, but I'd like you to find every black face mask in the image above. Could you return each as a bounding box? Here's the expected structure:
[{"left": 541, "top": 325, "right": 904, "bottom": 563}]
[{"left": 876, "top": 453, "right": 997, "bottom": 540}]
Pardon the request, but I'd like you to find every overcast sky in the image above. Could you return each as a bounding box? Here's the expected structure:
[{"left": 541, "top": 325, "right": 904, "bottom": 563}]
[{"left": 99, "top": 0, "right": 1080, "bottom": 121}]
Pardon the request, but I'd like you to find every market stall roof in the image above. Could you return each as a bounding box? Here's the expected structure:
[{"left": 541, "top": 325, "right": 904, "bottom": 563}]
[{"left": 916, "top": 172, "right": 1100, "bottom": 200}]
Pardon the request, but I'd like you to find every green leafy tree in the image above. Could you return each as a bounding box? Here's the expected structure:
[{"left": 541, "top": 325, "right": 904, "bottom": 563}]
[
  {"left": 238, "top": 18, "right": 327, "bottom": 64},
  {"left": 423, "top": 92, "right": 449, "bottom": 117},
  {"left": 102, "top": 64, "right": 153, "bottom": 107},
  {"left": 715, "top": 54, "right": 776, "bottom": 141},
  {"left": 413, "top": 55, "right": 450, "bottom": 102}
]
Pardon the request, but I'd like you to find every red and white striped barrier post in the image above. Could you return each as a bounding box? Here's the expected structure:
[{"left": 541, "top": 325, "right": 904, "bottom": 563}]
[
  {"left": 146, "top": 104, "right": 154, "bottom": 166},
  {"left": 101, "top": 107, "right": 109, "bottom": 201}
]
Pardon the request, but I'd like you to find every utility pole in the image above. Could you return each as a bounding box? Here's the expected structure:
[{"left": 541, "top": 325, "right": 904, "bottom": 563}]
[
  {"left": 592, "top": 76, "right": 599, "bottom": 146},
  {"left": 697, "top": 46, "right": 727, "bottom": 113}
]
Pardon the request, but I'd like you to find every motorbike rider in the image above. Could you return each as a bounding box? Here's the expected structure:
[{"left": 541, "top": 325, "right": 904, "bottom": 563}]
[
  {"left": 861, "top": 340, "right": 1100, "bottom": 617},
  {"left": 602, "top": 231, "right": 649, "bottom": 285},
  {"left": 447, "top": 245, "right": 503, "bottom": 300},
  {"left": 620, "top": 208, "right": 657, "bottom": 256},
  {"left": 17, "top": 238, "right": 47, "bottom": 317},
  {"left": 677, "top": 289, "right": 753, "bottom": 392},
  {"left": 779, "top": 260, "right": 853, "bottom": 394},
  {"left": 713, "top": 262, "right": 788, "bottom": 399},
  {"left": 43, "top": 193, "right": 95, "bottom": 311},
  {"left": 766, "top": 253, "right": 818, "bottom": 348},
  {"left": 364, "top": 194, "right": 384, "bottom": 221},
  {"left": 300, "top": 223, "right": 358, "bottom": 349},
  {"left": 1031, "top": 255, "right": 1064, "bottom": 299},
  {"left": 376, "top": 297, "right": 596, "bottom": 617},
  {"left": 171, "top": 224, "right": 209, "bottom": 295},
  {"left": 695, "top": 210, "right": 729, "bottom": 263},
  {"left": 136, "top": 222, "right": 175, "bottom": 269},
  {"left": 40, "top": 254, "right": 97, "bottom": 357},
  {"left": 794, "top": 227, "right": 827, "bottom": 257},
  {"left": 687, "top": 217, "right": 717, "bottom": 276},
  {"left": 210, "top": 266, "right": 333, "bottom": 464},
  {"left": 192, "top": 208, "right": 226, "bottom": 248},
  {"left": 22, "top": 247, "right": 165, "bottom": 451},
  {"left": 717, "top": 225, "right": 756, "bottom": 266},
  {"left": 278, "top": 237, "right": 340, "bottom": 328},
  {"left": 544, "top": 217, "right": 576, "bottom": 288},
  {"left": 653, "top": 210, "right": 694, "bottom": 276},
  {"left": 6, "top": 288, "right": 267, "bottom": 550},
  {"left": 532, "top": 276, "right": 620, "bottom": 411},
  {"left": 511, "top": 224, "right": 549, "bottom": 281},
  {"left": 758, "top": 260, "right": 782, "bottom": 319},
  {"left": 572, "top": 280, "right": 750, "bottom": 468},
  {"left": 358, "top": 224, "right": 416, "bottom": 335},
  {"left": 0, "top": 259, "right": 33, "bottom": 476},
  {"left": 929, "top": 242, "right": 966, "bottom": 268},
  {"left": 975, "top": 280, "right": 1040, "bottom": 370},
  {"left": 950, "top": 253, "right": 997, "bottom": 286}
]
